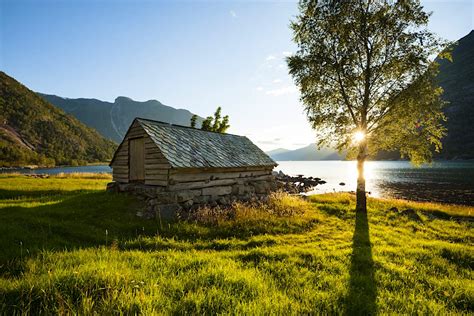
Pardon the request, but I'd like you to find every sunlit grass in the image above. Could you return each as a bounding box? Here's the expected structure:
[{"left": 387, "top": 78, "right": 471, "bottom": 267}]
[{"left": 0, "top": 175, "right": 472, "bottom": 314}]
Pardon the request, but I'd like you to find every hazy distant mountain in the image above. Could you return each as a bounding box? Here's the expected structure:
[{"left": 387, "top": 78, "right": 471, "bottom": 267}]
[
  {"left": 0, "top": 72, "right": 116, "bottom": 167},
  {"left": 267, "top": 144, "right": 344, "bottom": 161},
  {"left": 40, "top": 94, "right": 203, "bottom": 142},
  {"left": 266, "top": 148, "right": 290, "bottom": 156},
  {"left": 436, "top": 30, "right": 474, "bottom": 159}
]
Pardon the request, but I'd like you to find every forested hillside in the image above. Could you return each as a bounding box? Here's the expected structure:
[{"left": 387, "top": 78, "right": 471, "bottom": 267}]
[{"left": 0, "top": 72, "right": 116, "bottom": 167}]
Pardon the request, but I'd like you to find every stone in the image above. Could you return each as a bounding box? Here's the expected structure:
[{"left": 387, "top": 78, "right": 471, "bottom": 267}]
[
  {"left": 182, "top": 199, "right": 194, "bottom": 209},
  {"left": 239, "top": 194, "right": 251, "bottom": 202},
  {"left": 218, "top": 196, "right": 230, "bottom": 205},
  {"left": 156, "top": 204, "right": 181, "bottom": 220},
  {"left": 252, "top": 181, "right": 270, "bottom": 194},
  {"left": 154, "top": 192, "right": 177, "bottom": 204},
  {"left": 194, "top": 195, "right": 210, "bottom": 204},
  {"left": 118, "top": 183, "right": 130, "bottom": 192},
  {"left": 237, "top": 185, "right": 246, "bottom": 195},
  {"left": 143, "top": 186, "right": 160, "bottom": 197},
  {"left": 147, "top": 198, "right": 158, "bottom": 206},
  {"left": 176, "top": 190, "right": 200, "bottom": 202},
  {"left": 231, "top": 184, "right": 240, "bottom": 195},
  {"left": 106, "top": 182, "right": 118, "bottom": 193},
  {"left": 202, "top": 186, "right": 232, "bottom": 196}
]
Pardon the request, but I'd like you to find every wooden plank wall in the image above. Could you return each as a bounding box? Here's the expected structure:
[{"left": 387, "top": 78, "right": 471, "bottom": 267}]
[
  {"left": 111, "top": 133, "right": 132, "bottom": 183},
  {"left": 111, "top": 120, "right": 171, "bottom": 186},
  {"left": 144, "top": 136, "right": 170, "bottom": 186}
]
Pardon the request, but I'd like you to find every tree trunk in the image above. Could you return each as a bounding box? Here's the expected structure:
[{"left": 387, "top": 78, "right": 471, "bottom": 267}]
[{"left": 356, "top": 141, "right": 368, "bottom": 213}]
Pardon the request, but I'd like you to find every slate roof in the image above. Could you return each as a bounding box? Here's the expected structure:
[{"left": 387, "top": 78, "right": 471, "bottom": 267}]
[{"left": 135, "top": 118, "right": 277, "bottom": 169}]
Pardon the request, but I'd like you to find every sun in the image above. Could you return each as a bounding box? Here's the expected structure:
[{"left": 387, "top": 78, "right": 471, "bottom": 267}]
[{"left": 353, "top": 131, "right": 365, "bottom": 143}]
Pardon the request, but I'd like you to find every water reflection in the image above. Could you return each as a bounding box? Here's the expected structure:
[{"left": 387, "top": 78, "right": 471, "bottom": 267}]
[{"left": 276, "top": 161, "right": 474, "bottom": 205}]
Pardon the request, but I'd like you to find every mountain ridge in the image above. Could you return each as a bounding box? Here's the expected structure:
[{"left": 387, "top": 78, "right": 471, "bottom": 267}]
[
  {"left": 267, "top": 144, "right": 344, "bottom": 161},
  {"left": 40, "top": 93, "right": 204, "bottom": 143}
]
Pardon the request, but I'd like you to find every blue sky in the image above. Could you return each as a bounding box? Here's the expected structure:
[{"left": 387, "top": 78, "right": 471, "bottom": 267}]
[{"left": 1, "top": 0, "right": 473, "bottom": 151}]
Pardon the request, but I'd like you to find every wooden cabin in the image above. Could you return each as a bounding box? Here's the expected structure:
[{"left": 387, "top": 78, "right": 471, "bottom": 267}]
[{"left": 109, "top": 118, "right": 277, "bottom": 205}]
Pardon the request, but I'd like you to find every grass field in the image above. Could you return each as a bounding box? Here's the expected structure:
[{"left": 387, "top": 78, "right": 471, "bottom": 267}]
[{"left": 0, "top": 174, "right": 472, "bottom": 314}]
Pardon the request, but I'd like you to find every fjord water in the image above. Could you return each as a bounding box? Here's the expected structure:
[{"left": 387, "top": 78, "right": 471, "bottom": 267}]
[
  {"left": 276, "top": 161, "right": 474, "bottom": 205},
  {"left": 5, "top": 161, "right": 473, "bottom": 205}
]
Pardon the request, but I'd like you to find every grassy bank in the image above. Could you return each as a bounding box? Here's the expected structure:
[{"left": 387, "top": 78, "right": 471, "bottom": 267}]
[{"left": 0, "top": 174, "right": 472, "bottom": 314}]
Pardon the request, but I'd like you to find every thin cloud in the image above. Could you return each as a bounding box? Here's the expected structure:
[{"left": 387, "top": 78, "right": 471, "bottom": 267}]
[
  {"left": 265, "top": 85, "right": 298, "bottom": 96},
  {"left": 256, "top": 86, "right": 264, "bottom": 91},
  {"left": 229, "top": 10, "right": 237, "bottom": 18},
  {"left": 265, "top": 55, "right": 276, "bottom": 61},
  {"left": 272, "top": 79, "right": 282, "bottom": 83},
  {"left": 258, "top": 140, "right": 279, "bottom": 145},
  {"left": 282, "top": 51, "right": 292, "bottom": 56}
]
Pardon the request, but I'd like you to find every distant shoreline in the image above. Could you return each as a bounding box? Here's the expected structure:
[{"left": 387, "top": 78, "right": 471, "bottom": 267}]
[
  {"left": 0, "top": 162, "right": 110, "bottom": 171},
  {"left": 3, "top": 159, "right": 474, "bottom": 170}
]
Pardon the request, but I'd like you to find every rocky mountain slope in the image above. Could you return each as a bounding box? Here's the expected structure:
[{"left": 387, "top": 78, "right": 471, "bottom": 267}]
[
  {"left": 0, "top": 72, "right": 116, "bottom": 167},
  {"left": 40, "top": 94, "right": 203, "bottom": 143},
  {"left": 437, "top": 30, "right": 474, "bottom": 159}
]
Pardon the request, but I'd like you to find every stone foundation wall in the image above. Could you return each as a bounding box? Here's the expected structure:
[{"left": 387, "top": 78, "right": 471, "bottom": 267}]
[{"left": 107, "top": 176, "right": 277, "bottom": 219}]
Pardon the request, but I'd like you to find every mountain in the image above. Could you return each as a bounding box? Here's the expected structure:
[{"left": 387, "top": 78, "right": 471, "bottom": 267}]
[
  {"left": 40, "top": 94, "right": 203, "bottom": 143},
  {"left": 437, "top": 30, "right": 474, "bottom": 159},
  {"left": 0, "top": 72, "right": 116, "bottom": 167},
  {"left": 266, "top": 148, "right": 290, "bottom": 156},
  {"left": 267, "top": 144, "right": 344, "bottom": 161}
]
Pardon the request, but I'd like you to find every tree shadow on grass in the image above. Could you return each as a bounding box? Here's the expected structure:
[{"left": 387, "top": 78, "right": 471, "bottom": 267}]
[
  {"left": 0, "top": 191, "right": 150, "bottom": 272},
  {"left": 345, "top": 210, "right": 377, "bottom": 315}
]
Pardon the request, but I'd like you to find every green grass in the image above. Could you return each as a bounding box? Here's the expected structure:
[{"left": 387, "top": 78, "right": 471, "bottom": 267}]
[{"left": 0, "top": 174, "right": 472, "bottom": 314}]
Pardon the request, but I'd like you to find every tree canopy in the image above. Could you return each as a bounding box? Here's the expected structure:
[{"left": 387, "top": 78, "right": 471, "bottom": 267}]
[
  {"left": 191, "top": 107, "right": 230, "bottom": 133},
  {"left": 287, "top": 0, "right": 449, "bottom": 211},
  {"left": 288, "top": 0, "right": 448, "bottom": 164}
]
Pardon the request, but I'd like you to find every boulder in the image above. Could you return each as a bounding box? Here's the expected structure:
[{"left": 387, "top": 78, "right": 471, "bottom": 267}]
[{"left": 156, "top": 204, "right": 181, "bottom": 220}]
